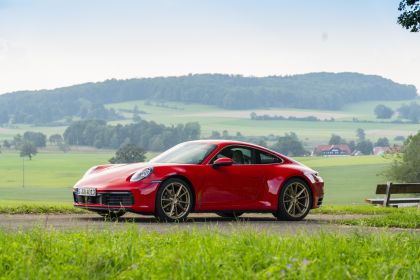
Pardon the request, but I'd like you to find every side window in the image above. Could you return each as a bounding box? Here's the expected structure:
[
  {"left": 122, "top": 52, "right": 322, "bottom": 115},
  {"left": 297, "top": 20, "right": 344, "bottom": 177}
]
[
  {"left": 258, "top": 151, "right": 282, "bottom": 164},
  {"left": 213, "top": 146, "right": 256, "bottom": 165}
]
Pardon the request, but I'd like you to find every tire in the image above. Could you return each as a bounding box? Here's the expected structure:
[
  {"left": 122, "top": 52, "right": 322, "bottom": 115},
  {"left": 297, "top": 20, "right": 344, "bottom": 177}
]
[
  {"left": 98, "top": 210, "right": 126, "bottom": 220},
  {"left": 274, "top": 178, "right": 312, "bottom": 221},
  {"left": 215, "top": 211, "right": 244, "bottom": 218},
  {"left": 155, "top": 178, "right": 193, "bottom": 222}
]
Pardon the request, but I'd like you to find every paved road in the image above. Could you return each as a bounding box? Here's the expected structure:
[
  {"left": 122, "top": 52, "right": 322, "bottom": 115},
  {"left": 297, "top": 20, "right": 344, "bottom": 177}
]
[{"left": 1, "top": 213, "right": 416, "bottom": 234}]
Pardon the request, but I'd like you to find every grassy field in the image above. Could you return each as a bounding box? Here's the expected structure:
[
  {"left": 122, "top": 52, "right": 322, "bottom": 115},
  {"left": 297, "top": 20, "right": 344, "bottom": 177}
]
[
  {"left": 1, "top": 99, "right": 419, "bottom": 149},
  {"left": 0, "top": 150, "right": 391, "bottom": 205},
  {"left": 0, "top": 228, "right": 418, "bottom": 279},
  {"left": 105, "top": 99, "right": 420, "bottom": 146}
]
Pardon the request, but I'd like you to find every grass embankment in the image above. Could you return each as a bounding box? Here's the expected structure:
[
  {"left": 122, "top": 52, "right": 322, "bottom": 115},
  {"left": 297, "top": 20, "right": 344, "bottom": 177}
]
[
  {"left": 0, "top": 201, "right": 86, "bottom": 214},
  {"left": 337, "top": 208, "right": 420, "bottom": 229},
  {"left": 316, "top": 205, "right": 420, "bottom": 229},
  {"left": 0, "top": 229, "right": 418, "bottom": 279}
]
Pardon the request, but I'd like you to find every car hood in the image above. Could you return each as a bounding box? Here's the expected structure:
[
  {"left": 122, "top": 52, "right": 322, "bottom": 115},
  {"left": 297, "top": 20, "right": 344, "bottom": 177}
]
[{"left": 74, "top": 162, "right": 190, "bottom": 188}]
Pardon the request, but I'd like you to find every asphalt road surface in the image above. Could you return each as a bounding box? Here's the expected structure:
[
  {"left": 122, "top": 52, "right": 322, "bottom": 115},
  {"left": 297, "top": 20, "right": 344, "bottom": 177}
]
[{"left": 0, "top": 213, "right": 416, "bottom": 234}]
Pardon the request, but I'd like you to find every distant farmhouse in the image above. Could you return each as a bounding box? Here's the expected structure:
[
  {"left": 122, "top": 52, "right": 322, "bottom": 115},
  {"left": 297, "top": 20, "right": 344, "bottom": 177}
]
[
  {"left": 312, "top": 144, "right": 352, "bottom": 156},
  {"left": 373, "top": 146, "right": 401, "bottom": 156}
]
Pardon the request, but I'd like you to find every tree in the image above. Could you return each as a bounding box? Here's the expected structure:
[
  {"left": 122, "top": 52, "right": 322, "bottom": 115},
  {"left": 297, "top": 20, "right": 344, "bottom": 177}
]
[
  {"left": 356, "top": 140, "right": 373, "bottom": 155},
  {"left": 49, "top": 134, "right": 64, "bottom": 145},
  {"left": 398, "top": 0, "right": 420, "bottom": 32},
  {"left": 13, "top": 134, "right": 23, "bottom": 149},
  {"left": 329, "top": 134, "right": 346, "bottom": 145},
  {"left": 374, "top": 104, "right": 394, "bottom": 119},
  {"left": 356, "top": 128, "right": 366, "bottom": 141},
  {"left": 20, "top": 141, "right": 37, "bottom": 160},
  {"left": 348, "top": 140, "right": 356, "bottom": 152},
  {"left": 385, "top": 132, "right": 420, "bottom": 182},
  {"left": 397, "top": 102, "right": 420, "bottom": 123},
  {"left": 2, "top": 140, "right": 11, "bottom": 149},
  {"left": 109, "top": 144, "right": 146, "bottom": 164},
  {"left": 23, "top": 131, "right": 47, "bottom": 148},
  {"left": 271, "top": 132, "right": 307, "bottom": 156},
  {"left": 375, "top": 137, "right": 390, "bottom": 147},
  {"left": 133, "top": 105, "right": 141, "bottom": 122}
]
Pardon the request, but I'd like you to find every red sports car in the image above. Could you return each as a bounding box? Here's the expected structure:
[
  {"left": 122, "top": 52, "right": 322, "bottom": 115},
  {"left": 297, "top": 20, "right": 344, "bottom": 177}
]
[{"left": 73, "top": 140, "right": 324, "bottom": 222}]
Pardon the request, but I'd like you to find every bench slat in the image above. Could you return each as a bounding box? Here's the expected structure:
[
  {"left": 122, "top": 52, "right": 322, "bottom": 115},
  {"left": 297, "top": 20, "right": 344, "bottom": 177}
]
[
  {"left": 366, "top": 198, "right": 420, "bottom": 205},
  {"left": 376, "top": 183, "right": 420, "bottom": 194}
]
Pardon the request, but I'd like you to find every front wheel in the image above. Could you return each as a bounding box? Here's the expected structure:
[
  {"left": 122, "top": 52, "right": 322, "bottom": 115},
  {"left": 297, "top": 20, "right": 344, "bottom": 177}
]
[
  {"left": 274, "top": 178, "right": 312, "bottom": 221},
  {"left": 155, "top": 178, "right": 193, "bottom": 222}
]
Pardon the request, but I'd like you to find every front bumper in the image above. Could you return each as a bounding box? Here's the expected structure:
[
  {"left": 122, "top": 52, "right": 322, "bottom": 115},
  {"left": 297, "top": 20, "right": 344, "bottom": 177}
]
[
  {"left": 312, "top": 181, "right": 324, "bottom": 208},
  {"left": 73, "top": 182, "right": 160, "bottom": 213}
]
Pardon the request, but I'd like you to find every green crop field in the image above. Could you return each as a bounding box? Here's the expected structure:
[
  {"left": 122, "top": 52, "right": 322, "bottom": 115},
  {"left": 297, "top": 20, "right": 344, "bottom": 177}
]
[
  {"left": 0, "top": 150, "right": 391, "bottom": 205},
  {"left": 0, "top": 228, "right": 418, "bottom": 279}
]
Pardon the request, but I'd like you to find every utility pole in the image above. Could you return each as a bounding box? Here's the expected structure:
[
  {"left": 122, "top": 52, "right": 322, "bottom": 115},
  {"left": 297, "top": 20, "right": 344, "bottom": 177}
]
[{"left": 22, "top": 156, "right": 25, "bottom": 188}]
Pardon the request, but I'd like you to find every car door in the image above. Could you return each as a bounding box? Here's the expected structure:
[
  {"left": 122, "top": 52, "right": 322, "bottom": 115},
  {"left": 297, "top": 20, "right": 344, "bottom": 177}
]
[{"left": 200, "top": 146, "right": 265, "bottom": 210}]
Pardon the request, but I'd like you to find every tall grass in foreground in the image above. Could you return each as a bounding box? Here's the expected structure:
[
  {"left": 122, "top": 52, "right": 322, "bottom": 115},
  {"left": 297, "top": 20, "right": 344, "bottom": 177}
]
[{"left": 0, "top": 229, "right": 418, "bottom": 279}]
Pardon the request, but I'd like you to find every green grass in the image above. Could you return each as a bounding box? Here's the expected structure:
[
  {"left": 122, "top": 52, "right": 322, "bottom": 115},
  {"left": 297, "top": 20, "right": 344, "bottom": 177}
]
[
  {"left": 0, "top": 229, "right": 418, "bottom": 279},
  {"left": 104, "top": 99, "right": 420, "bottom": 145},
  {"left": 338, "top": 208, "right": 420, "bottom": 229},
  {"left": 341, "top": 97, "right": 420, "bottom": 121},
  {"left": 0, "top": 151, "right": 392, "bottom": 204},
  {"left": 0, "top": 200, "right": 85, "bottom": 214},
  {"left": 312, "top": 204, "right": 409, "bottom": 215}
]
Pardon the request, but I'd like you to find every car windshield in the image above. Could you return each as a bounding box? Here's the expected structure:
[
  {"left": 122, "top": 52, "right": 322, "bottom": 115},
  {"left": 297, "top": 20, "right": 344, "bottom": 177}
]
[{"left": 150, "top": 142, "right": 217, "bottom": 164}]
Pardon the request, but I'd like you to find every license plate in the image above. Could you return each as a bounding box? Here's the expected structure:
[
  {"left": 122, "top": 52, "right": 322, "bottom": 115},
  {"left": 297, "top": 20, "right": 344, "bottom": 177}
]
[{"left": 77, "top": 187, "right": 96, "bottom": 196}]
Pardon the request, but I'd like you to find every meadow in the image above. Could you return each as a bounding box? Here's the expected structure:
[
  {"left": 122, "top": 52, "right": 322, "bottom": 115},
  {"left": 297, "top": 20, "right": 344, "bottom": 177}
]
[
  {"left": 0, "top": 228, "right": 418, "bottom": 279},
  {"left": 1, "top": 98, "right": 419, "bottom": 147},
  {"left": 0, "top": 150, "right": 391, "bottom": 205},
  {"left": 105, "top": 99, "right": 420, "bottom": 146}
]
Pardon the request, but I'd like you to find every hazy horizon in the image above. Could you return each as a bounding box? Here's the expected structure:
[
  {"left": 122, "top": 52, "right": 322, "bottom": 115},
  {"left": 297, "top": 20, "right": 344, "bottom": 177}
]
[{"left": 1, "top": 0, "right": 419, "bottom": 94}]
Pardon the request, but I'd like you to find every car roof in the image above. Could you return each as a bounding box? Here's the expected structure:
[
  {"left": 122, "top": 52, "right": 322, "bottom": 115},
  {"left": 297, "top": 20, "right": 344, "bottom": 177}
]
[{"left": 186, "top": 139, "right": 276, "bottom": 153}]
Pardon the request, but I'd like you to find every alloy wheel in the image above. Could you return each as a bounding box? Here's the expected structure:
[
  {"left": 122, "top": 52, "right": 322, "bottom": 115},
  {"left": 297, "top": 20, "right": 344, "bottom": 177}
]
[
  {"left": 282, "top": 181, "right": 310, "bottom": 218},
  {"left": 160, "top": 182, "right": 191, "bottom": 219}
]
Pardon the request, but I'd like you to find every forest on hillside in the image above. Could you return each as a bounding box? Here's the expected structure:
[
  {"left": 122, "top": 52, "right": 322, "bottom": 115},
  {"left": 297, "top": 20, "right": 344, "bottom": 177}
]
[{"left": 0, "top": 73, "right": 417, "bottom": 124}]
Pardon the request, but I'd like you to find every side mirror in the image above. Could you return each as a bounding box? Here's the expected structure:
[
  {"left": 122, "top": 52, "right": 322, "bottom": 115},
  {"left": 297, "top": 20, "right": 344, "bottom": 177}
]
[{"left": 213, "top": 157, "right": 234, "bottom": 168}]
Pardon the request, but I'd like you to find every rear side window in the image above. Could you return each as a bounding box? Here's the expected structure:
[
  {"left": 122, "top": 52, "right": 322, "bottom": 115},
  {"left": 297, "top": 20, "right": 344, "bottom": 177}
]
[{"left": 258, "top": 151, "right": 282, "bottom": 164}]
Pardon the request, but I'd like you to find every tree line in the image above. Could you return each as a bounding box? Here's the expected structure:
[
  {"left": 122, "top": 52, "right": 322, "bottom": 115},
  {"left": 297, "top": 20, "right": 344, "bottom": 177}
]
[
  {"left": 0, "top": 73, "right": 416, "bottom": 125},
  {"left": 63, "top": 120, "right": 201, "bottom": 151},
  {"left": 374, "top": 102, "right": 420, "bottom": 122}
]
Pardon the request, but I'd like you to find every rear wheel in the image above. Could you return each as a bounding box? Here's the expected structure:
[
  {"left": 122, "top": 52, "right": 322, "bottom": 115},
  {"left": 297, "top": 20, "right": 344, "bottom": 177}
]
[
  {"left": 216, "top": 211, "right": 244, "bottom": 218},
  {"left": 155, "top": 178, "right": 193, "bottom": 222},
  {"left": 274, "top": 178, "right": 312, "bottom": 221},
  {"left": 98, "top": 210, "right": 126, "bottom": 219}
]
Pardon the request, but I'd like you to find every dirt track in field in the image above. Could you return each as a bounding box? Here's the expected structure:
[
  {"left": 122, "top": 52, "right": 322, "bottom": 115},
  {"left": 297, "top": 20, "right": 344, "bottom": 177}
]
[{"left": 0, "top": 213, "right": 417, "bottom": 234}]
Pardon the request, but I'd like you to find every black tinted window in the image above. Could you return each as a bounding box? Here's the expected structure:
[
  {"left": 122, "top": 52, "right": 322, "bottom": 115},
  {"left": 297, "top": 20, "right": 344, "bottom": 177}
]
[
  {"left": 213, "top": 146, "right": 256, "bottom": 165},
  {"left": 258, "top": 151, "right": 282, "bottom": 164}
]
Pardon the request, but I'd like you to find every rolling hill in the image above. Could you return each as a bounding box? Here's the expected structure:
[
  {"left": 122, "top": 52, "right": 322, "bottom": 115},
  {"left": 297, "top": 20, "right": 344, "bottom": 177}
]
[{"left": 0, "top": 72, "right": 417, "bottom": 125}]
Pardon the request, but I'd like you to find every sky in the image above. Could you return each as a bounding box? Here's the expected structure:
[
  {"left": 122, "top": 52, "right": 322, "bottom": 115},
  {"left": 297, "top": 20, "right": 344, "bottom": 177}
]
[{"left": 0, "top": 0, "right": 419, "bottom": 94}]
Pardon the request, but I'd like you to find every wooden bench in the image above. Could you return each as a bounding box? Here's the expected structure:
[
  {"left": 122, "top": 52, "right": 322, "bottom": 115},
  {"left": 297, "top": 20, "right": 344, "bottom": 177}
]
[{"left": 366, "top": 182, "right": 420, "bottom": 207}]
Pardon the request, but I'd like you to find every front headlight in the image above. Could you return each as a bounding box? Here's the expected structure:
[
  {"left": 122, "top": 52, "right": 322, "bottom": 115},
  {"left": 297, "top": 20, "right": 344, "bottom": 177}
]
[
  {"left": 130, "top": 167, "right": 153, "bottom": 182},
  {"left": 83, "top": 166, "right": 98, "bottom": 178},
  {"left": 304, "top": 171, "right": 323, "bottom": 183}
]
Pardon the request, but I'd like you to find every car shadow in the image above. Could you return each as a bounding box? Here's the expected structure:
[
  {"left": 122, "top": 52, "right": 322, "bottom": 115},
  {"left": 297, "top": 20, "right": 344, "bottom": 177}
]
[{"left": 76, "top": 215, "right": 323, "bottom": 224}]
